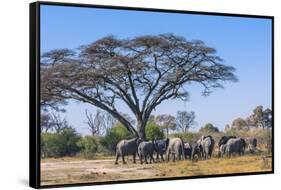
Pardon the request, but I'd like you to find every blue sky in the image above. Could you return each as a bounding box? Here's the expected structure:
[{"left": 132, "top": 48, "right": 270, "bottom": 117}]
[{"left": 40, "top": 5, "right": 272, "bottom": 134}]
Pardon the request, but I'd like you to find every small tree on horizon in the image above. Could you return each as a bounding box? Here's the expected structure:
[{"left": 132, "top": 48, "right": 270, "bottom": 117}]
[
  {"left": 155, "top": 114, "right": 176, "bottom": 136},
  {"left": 176, "top": 111, "right": 196, "bottom": 133}
]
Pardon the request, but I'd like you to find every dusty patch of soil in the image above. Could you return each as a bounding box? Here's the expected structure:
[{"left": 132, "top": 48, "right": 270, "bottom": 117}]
[{"left": 41, "top": 155, "right": 272, "bottom": 186}]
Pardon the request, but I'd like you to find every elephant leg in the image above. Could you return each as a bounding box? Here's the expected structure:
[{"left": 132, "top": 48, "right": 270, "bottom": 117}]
[
  {"left": 122, "top": 155, "right": 127, "bottom": 164},
  {"left": 161, "top": 154, "right": 165, "bottom": 162},
  {"left": 140, "top": 154, "right": 143, "bottom": 164},
  {"left": 144, "top": 155, "right": 148, "bottom": 164},
  {"left": 173, "top": 153, "right": 176, "bottom": 162},
  {"left": 166, "top": 151, "right": 169, "bottom": 162},
  {"left": 150, "top": 154, "right": 155, "bottom": 163},
  {"left": 133, "top": 153, "right": 136, "bottom": 164},
  {"left": 115, "top": 154, "right": 119, "bottom": 164},
  {"left": 156, "top": 153, "right": 159, "bottom": 162},
  {"left": 176, "top": 152, "right": 179, "bottom": 161}
]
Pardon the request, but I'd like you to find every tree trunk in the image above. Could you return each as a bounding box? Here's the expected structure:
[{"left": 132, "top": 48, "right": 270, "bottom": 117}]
[{"left": 137, "top": 120, "right": 146, "bottom": 140}]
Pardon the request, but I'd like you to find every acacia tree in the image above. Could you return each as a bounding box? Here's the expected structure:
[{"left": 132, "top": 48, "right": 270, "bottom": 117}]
[
  {"left": 246, "top": 106, "right": 272, "bottom": 129},
  {"left": 41, "top": 34, "right": 237, "bottom": 140},
  {"left": 176, "top": 111, "right": 196, "bottom": 133}
]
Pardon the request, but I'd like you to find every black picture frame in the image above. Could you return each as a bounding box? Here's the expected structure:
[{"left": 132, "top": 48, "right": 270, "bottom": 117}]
[{"left": 30, "top": 1, "right": 274, "bottom": 189}]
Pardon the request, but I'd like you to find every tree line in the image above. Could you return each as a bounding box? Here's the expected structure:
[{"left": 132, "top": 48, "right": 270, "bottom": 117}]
[{"left": 41, "top": 104, "right": 272, "bottom": 158}]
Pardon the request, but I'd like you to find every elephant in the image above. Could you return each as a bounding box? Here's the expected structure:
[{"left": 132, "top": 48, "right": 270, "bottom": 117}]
[
  {"left": 184, "top": 142, "right": 192, "bottom": 160},
  {"left": 247, "top": 137, "right": 257, "bottom": 154},
  {"left": 115, "top": 137, "right": 142, "bottom": 164},
  {"left": 201, "top": 136, "right": 215, "bottom": 159},
  {"left": 225, "top": 138, "right": 246, "bottom": 157},
  {"left": 218, "top": 136, "right": 236, "bottom": 157},
  {"left": 138, "top": 141, "right": 155, "bottom": 164},
  {"left": 218, "top": 136, "right": 237, "bottom": 147},
  {"left": 166, "top": 137, "right": 185, "bottom": 162},
  {"left": 219, "top": 144, "right": 227, "bottom": 157},
  {"left": 154, "top": 138, "right": 169, "bottom": 162}
]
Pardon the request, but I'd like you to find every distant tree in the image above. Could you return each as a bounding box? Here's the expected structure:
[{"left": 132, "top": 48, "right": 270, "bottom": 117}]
[
  {"left": 176, "top": 111, "right": 196, "bottom": 133},
  {"left": 224, "top": 124, "right": 230, "bottom": 132},
  {"left": 85, "top": 110, "right": 103, "bottom": 136},
  {"left": 263, "top": 108, "right": 272, "bottom": 129},
  {"left": 199, "top": 123, "right": 219, "bottom": 133},
  {"left": 148, "top": 115, "right": 156, "bottom": 123},
  {"left": 155, "top": 114, "right": 176, "bottom": 136},
  {"left": 50, "top": 113, "right": 70, "bottom": 133},
  {"left": 246, "top": 106, "right": 272, "bottom": 129},
  {"left": 145, "top": 122, "right": 165, "bottom": 140},
  {"left": 40, "top": 112, "right": 53, "bottom": 133},
  {"left": 41, "top": 34, "right": 237, "bottom": 140},
  {"left": 231, "top": 117, "right": 248, "bottom": 130}
]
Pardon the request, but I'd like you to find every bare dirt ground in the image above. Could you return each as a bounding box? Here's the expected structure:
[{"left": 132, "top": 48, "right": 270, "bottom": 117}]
[{"left": 41, "top": 154, "right": 272, "bottom": 186}]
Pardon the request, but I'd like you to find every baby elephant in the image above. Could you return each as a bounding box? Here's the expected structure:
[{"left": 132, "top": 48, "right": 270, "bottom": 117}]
[
  {"left": 184, "top": 143, "right": 192, "bottom": 160},
  {"left": 138, "top": 141, "right": 155, "bottom": 164}
]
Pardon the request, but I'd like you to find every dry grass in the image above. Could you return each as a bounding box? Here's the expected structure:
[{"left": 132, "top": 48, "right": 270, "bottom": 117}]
[{"left": 41, "top": 153, "right": 272, "bottom": 186}]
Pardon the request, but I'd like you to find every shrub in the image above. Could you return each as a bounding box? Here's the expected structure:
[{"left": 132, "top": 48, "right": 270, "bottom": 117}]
[
  {"left": 41, "top": 128, "right": 81, "bottom": 157},
  {"left": 100, "top": 123, "right": 133, "bottom": 154},
  {"left": 172, "top": 132, "right": 200, "bottom": 144},
  {"left": 41, "top": 132, "right": 60, "bottom": 157},
  {"left": 224, "top": 128, "right": 239, "bottom": 136},
  {"left": 145, "top": 122, "right": 164, "bottom": 140},
  {"left": 77, "top": 136, "right": 99, "bottom": 159},
  {"left": 199, "top": 123, "right": 220, "bottom": 134}
]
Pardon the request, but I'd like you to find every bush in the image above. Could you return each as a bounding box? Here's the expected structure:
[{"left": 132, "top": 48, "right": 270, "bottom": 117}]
[
  {"left": 77, "top": 136, "right": 99, "bottom": 159},
  {"left": 224, "top": 128, "right": 239, "bottom": 136},
  {"left": 145, "top": 122, "right": 164, "bottom": 140},
  {"left": 41, "top": 128, "right": 81, "bottom": 157},
  {"left": 199, "top": 123, "right": 220, "bottom": 134},
  {"left": 100, "top": 124, "right": 134, "bottom": 154},
  {"left": 172, "top": 132, "right": 200, "bottom": 144},
  {"left": 41, "top": 132, "right": 60, "bottom": 157}
]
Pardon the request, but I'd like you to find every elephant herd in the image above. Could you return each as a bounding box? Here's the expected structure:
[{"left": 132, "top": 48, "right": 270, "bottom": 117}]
[{"left": 115, "top": 135, "right": 258, "bottom": 164}]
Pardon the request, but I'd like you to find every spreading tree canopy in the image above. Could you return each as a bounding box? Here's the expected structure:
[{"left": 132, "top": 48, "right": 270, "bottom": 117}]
[{"left": 41, "top": 34, "right": 237, "bottom": 140}]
